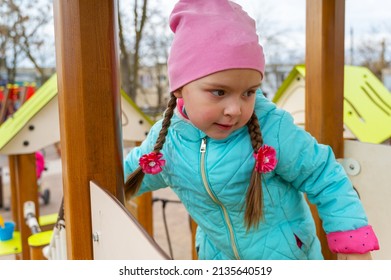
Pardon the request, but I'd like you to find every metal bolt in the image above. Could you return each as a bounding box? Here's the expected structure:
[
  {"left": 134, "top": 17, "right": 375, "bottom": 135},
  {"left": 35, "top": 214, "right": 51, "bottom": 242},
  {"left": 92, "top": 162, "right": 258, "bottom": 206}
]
[{"left": 92, "top": 232, "right": 100, "bottom": 242}]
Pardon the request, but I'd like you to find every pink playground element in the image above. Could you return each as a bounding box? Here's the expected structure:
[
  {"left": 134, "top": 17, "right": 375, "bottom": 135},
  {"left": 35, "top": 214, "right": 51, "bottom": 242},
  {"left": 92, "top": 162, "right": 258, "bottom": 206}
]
[{"left": 35, "top": 151, "right": 45, "bottom": 179}]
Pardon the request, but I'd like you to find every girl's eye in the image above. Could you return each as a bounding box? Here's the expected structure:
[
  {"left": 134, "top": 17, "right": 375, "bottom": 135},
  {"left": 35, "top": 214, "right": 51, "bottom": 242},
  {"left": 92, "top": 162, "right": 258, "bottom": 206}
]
[
  {"left": 210, "top": 90, "right": 225, "bottom": 97},
  {"left": 243, "top": 90, "right": 256, "bottom": 97}
]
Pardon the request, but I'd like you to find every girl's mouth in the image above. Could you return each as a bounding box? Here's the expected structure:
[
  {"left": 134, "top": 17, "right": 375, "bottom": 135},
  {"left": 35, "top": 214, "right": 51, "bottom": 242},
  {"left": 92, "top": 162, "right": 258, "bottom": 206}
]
[{"left": 215, "top": 123, "right": 234, "bottom": 130}]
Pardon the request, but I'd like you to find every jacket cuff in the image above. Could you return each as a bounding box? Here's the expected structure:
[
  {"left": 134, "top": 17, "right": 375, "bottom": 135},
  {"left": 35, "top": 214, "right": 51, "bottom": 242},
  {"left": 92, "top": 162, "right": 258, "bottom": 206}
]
[{"left": 326, "top": 225, "right": 379, "bottom": 254}]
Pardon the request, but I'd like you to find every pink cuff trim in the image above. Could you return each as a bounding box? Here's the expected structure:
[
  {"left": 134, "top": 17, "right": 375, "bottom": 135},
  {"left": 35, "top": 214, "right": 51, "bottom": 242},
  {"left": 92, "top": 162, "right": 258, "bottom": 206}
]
[{"left": 327, "top": 225, "right": 379, "bottom": 254}]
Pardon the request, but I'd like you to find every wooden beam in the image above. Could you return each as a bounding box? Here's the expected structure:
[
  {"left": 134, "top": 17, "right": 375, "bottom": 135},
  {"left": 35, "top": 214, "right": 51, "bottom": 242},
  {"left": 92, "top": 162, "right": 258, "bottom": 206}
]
[
  {"left": 134, "top": 193, "right": 153, "bottom": 236},
  {"left": 133, "top": 142, "right": 153, "bottom": 236},
  {"left": 8, "top": 153, "right": 39, "bottom": 260},
  {"left": 190, "top": 219, "right": 197, "bottom": 260},
  {"left": 53, "top": 0, "right": 124, "bottom": 259},
  {"left": 8, "top": 156, "right": 19, "bottom": 228},
  {"left": 305, "top": 0, "right": 345, "bottom": 260}
]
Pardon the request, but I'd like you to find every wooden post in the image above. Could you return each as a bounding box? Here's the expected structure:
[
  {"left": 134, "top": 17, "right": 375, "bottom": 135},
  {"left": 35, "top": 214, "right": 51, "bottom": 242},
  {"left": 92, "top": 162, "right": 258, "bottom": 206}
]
[
  {"left": 190, "top": 218, "right": 197, "bottom": 260},
  {"left": 134, "top": 193, "right": 153, "bottom": 236},
  {"left": 53, "top": 0, "right": 124, "bottom": 259},
  {"left": 132, "top": 142, "right": 153, "bottom": 236},
  {"left": 8, "top": 153, "right": 39, "bottom": 260},
  {"left": 305, "top": 0, "right": 345, "bottom": 260},
  {"left": 8, "top": 156, "right": 19, "bottom": 228},
  {"left": 29, "top": 245, "right": 45, "bottom": 260}
]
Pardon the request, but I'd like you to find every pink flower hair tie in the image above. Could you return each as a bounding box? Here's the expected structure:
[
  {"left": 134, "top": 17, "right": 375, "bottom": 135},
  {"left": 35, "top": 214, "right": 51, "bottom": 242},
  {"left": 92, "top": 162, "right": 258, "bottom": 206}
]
[
  {"left": 254, "top": 145, "right": 277, "bottom": 173},
  {"left": 139, "top": 152, "right": 166, "bottom": 174}
]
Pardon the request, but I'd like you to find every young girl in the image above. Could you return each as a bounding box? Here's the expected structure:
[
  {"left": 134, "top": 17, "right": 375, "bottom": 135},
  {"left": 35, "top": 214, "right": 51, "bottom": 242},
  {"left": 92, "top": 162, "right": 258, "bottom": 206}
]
[{"left": 124, "top": 0, "right": 379, "bottom": 260}]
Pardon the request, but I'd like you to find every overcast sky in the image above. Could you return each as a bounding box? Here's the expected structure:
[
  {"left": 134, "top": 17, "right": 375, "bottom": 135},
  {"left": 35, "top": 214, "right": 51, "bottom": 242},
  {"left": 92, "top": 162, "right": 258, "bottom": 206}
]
[
  {"left": 161, "top": 0, "right": 391, "bottom": 37},
  {"left": 160, "top": 0, "right": 390, "bottom": 65}
]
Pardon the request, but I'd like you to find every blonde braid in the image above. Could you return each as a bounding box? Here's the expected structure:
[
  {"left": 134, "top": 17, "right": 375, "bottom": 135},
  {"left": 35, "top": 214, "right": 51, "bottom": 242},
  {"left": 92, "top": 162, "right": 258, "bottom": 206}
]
[
  {"left": 125, "top": 94, "right": 177, "bottom": 199},
  {"left": 245, "top": 112, "right": 264, "bottom": 230}
]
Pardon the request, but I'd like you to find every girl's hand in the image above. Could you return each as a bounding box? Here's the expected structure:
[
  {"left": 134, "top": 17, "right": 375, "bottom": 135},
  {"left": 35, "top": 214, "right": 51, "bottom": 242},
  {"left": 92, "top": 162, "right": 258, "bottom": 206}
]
[{"left": 337, "top": 252, "right": 373, "bottom": 260}]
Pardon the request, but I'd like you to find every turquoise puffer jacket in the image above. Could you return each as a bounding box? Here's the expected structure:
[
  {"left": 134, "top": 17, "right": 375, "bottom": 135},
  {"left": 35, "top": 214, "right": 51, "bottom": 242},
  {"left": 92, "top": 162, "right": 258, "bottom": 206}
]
[{"left": 124, "top": 90, "right": 368, "bottom": 260}]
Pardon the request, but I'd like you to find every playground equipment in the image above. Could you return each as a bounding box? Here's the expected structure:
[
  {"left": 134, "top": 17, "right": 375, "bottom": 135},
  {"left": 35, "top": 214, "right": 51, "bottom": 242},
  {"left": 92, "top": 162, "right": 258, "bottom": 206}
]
[
  {"left": 24, "top": 201, "right": 41, "bottom": 235},
  {"left": 0, "top": 213, "right": 15, "bottom": 242},
  {"left": 339, "top": 140, "right": 391, "bottom": 260},
  {"left": 0, "top": 74, "right": 152, "bottom": 155},
  {"left": 0, "top": 83, "right": 36, "bottom": 124},
  {"left": 0, "top": 72, "right": 154, "bottom": 259},
  {"left": 90, "top": 181, "right": 169, "bottom": 260},
  {"left": 22, "top": 201, "right": 55, "bottom": 260},
  {"left": 273, "top": 65, "right": 391, "bottom": 144},
  {"left": 0, "top": 83, "right": 36, "bottom": 209},
  {"left": 42, "top": 199, "right": 66, "bottom": 260}
]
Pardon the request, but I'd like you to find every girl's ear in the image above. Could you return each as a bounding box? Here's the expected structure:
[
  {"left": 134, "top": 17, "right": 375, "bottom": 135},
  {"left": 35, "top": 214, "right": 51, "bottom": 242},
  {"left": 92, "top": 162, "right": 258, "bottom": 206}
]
[{"left": 172, "top": 89, "right": 182, "bottom": 98}]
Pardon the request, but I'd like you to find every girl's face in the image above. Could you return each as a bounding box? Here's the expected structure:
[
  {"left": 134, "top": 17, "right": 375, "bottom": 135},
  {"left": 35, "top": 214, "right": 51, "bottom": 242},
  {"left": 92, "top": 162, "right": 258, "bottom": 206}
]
[{"left": 173, "top": 69, "right": 262, "bottom": 140}]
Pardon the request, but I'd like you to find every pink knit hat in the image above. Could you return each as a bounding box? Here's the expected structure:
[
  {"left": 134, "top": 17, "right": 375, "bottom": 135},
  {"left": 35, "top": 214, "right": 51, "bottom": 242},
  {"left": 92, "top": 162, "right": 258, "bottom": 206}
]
[{"left": 167, "top": 0, "right": 265, "bottom": 92}]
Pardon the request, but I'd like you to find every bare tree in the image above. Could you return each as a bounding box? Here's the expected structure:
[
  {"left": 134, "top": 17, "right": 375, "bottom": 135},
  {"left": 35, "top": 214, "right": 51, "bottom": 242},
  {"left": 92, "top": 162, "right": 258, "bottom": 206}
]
[
  {"left": 356, "top": 36, "right": 390, "bottom": 79},
  {"left": 0, "top": 0, "right": 52, "bottom": 84},
  {"left": 248, "top": 0, "right": 300, "bottom": 97},
  {"left": 119, "top": 0, "right": 149, "bottom": 101},
  {"left": 118, "top": 0, "right": 172, "bottom": 118},
  {"left": 351, "top": 25, "right": 391, "bottom": 80},
  {"left": 139, "top": 6, "right": 171, "bottom": 117},
  {"left": 349, "top": 22, "right": 391, "bottom": 80}
]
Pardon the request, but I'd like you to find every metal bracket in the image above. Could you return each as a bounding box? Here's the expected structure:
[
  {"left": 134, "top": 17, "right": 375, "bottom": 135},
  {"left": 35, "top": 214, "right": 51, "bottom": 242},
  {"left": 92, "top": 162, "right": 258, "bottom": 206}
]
[{"left": 338, "top": 158, "right": 361, "bottom": 176}]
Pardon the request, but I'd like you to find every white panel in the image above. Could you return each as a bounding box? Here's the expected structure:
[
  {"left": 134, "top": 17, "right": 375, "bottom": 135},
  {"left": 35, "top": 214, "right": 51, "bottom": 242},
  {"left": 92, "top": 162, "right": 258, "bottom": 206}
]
[
  {"left": 121, "top": 97, "right": 151, "bottom": 143},
  {"left": 90, "top": 181, "right": 169, "bottom": 260},
  {"left": 1, "top": 97, "right": 60, "bottom": 155},
  {"left": 0, "top": 155, "right": 7, "bottom": 168},
  {"left": 341, "top": 140, "right": 391, "bottom": 260},
  {"left": 277, "top": 75, "right": 306, "bottom": 125}
]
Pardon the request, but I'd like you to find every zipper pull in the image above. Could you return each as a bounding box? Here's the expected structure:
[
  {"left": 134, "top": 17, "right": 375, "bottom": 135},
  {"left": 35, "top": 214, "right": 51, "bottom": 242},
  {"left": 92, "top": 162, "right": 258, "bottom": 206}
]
[{"left": 200, "top": 137, "right": 207, "bottom": 153}]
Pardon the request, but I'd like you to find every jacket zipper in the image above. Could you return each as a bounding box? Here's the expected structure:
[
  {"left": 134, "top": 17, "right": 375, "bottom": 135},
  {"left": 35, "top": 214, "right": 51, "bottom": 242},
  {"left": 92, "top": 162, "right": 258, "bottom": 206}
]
[{"left": 199, "top": 137, "right": 241, "bottom": 260}]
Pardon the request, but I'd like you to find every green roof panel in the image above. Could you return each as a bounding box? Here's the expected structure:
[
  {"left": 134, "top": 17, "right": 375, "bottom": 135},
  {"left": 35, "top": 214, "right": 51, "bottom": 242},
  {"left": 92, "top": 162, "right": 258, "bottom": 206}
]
[
  {"left": 273, "top": 65, "right": 391, "bottom": 144},
  {"left": 0, "top": 74, "right": 58, "bottom": 150},
  {"left": 0, "top": 74, "right": 154, "bottom": 151}
]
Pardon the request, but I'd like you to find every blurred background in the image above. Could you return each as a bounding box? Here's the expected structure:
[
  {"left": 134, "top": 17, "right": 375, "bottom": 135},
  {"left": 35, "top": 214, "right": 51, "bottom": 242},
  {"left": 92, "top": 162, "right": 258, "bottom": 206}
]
[{"left": 1, "top": 0, "right": 390, "bottom": 122}]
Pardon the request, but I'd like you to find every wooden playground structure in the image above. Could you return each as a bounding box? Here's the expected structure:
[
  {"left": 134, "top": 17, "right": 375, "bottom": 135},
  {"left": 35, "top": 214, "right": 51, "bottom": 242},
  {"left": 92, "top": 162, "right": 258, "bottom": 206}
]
[
  {"left": 273, "top": 65, "right": 391, "bottom": 145},
  {"left": 0, "top": 83, "right": 36, "bottom": 124},
  {"left": 0, "top": 0, "right": 389, "bottom": 260},
  {"left": 0, "top": 71, "right": 157, "bottom": 259}
]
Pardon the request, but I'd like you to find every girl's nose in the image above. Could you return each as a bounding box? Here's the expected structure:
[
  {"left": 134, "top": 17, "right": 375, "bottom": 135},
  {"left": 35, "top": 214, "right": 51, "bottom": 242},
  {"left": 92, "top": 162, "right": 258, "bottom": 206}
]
[{"left": 224, "top": 100, "right": 241, "bottom": 117}]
